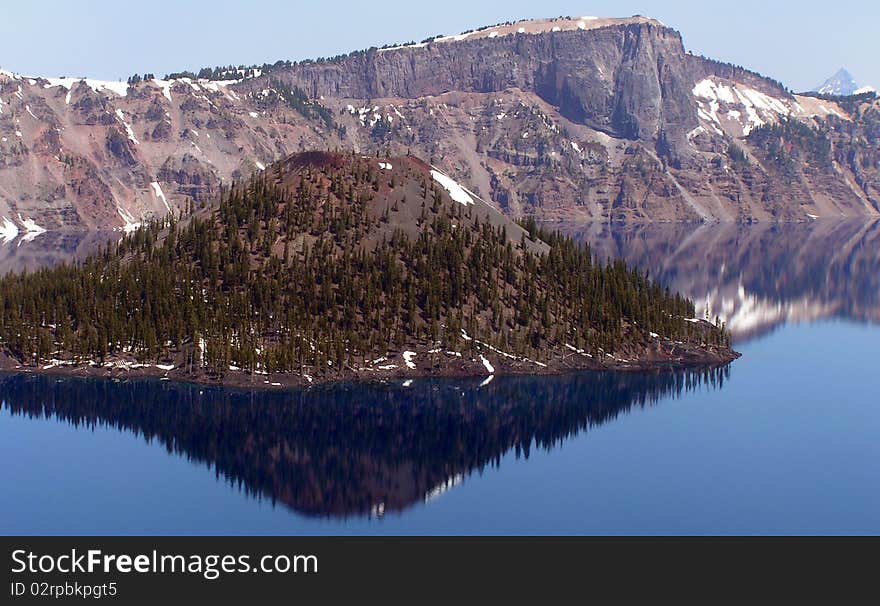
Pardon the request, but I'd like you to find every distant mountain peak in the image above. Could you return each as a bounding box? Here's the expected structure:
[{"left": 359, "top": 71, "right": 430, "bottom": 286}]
[{"left": 814, "top": 68, "right": 859, "bottom": 96}]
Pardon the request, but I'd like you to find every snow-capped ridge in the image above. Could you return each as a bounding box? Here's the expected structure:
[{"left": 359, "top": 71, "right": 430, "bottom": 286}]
[
  {"left": 812, "top": 68, "right": 875, "bottom": 98},
  {"left": 693, "top": 76, "right": 847, "bottom": 139},
  {"left": 376, "top": 15, "right": 663, "bottom": 53},
  {"left": 813, "top": 68, "right": 859, "bottom": 96},
  {"left": 43, "top": 77, "right": 129, "bottom": 97}
]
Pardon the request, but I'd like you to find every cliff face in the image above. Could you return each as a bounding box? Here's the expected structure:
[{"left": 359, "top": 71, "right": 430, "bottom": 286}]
[
  {"left": 262, "top": 20, "right": 696, "bottom": 145},
  {"left": 1, "top": 16, "right": 878, "bottom": 239}
]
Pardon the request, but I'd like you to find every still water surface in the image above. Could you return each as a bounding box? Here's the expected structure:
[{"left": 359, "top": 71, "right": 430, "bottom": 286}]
[{"left": 1, "top": 221, "right": 878, "bottom": 534}]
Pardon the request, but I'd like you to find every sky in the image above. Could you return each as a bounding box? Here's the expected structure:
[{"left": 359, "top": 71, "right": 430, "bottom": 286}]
[{"left": 0, "top": 1, "right": 876, "bottom": 91}]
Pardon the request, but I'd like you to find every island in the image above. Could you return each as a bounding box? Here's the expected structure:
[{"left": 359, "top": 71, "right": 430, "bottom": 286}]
[{"left": 0, "top": 151, "right": 738, "bottom": 388}]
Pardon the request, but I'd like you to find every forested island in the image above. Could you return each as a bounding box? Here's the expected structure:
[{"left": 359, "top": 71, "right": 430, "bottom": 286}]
[{"left": 0, "top": 152, "right": 737, "bottom": 387}]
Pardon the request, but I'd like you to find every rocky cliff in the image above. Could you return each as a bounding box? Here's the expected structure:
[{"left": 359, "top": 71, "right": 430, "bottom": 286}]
[{"left": 1, "top": 15, "right": 878, "bottom": 237}]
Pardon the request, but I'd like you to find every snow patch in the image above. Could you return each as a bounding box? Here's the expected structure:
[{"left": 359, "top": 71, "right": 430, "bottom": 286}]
[
  {"left": 479, "top": 354, "right": 495, "bottom": 374},
  {"left": 0, "top": 217, "right": 20, "bottom": 244},
  {"left": 16, "top": 214, "right": 46, "bottom": 243},
  {"left": 117, "top": 207, "right": 141, "bottom": 233},
  {"left": 692, "top": 76, "right": 843, "bottom": 137},
  {"left": 430, "top": 169, "right": 474, "bottom": 205},
  {"left": 402, "top": 351, "right": 417, "bottom": 369},
  {"left": 150, "top": 181, "right": 171, "bottom": 213},
  {"left": 115, "top": 109, "right": 139, "bottom": 144},
  {"left": 687, "top": 125, "right": 705, "bottom": 139},
  {"left": 45, "top": 77, "right": 128, "bottom": 97},
  {"left": 153, "top": 79, "right": 173, "bottom": 102},
  {"left": 18, "top": 214, "right": 46, "bottom": 234}
]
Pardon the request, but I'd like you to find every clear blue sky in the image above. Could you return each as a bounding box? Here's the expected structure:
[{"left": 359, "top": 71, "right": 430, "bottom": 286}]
[{"left": 0, "top": 1, "right": 876, "bottom": 91}]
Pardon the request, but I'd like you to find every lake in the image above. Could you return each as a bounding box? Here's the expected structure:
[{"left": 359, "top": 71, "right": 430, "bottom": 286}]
[{"left": 1, "top": 220, "right": 878, "bottom": 534}]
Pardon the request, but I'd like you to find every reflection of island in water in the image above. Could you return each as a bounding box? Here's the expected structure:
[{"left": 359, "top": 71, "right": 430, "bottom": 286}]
[
  {"left": 0, "top": 369, "right": 728, "bottom": 518},
  {"left": 559, "top": 219, "right": 880, "bottom": 342}
]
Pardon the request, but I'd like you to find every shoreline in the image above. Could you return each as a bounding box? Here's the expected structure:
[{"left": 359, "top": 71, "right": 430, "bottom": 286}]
[{"left": 0, "top": 339, "right": 740, "bottom": 391}]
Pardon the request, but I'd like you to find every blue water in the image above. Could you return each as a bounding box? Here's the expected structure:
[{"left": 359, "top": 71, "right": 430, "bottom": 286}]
[{"left": 1, "top": 222, "right": 878, "bottom": 535}]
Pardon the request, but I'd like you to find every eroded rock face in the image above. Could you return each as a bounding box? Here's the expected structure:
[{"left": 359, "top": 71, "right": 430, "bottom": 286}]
[
  {"left": 0, "top": 16, "right": 877, "bottom": 239},
  {"left": 259, "top": 23, "right": 697, "bottom": 147},
  {"left": 0, "top": 70, "right": 333, "bottom": 232},
  {"left": 156, "top": 154, "right": 220, "bottom": 202}
]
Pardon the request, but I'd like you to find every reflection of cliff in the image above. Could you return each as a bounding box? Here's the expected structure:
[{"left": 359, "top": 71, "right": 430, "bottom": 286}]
[
  {"left": 0, "top": 369, "right": 728, "bottom": 518},
  {"left": 0, "top": 231, "right": 114, "bottom": 275},
  {"left": 561, "top": 220, "right": 880, "bottom": 341}
]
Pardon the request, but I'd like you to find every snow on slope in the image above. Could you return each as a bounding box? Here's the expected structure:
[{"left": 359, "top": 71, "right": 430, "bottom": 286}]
[
  {"left": 0, "top": 65, "right": 287, "bottom": 231},
  {"left": 115, "top": 109, "right": 140, "bottom": 144},
  {"left": 430, "top": 169, "right": 474, "bottom": 205},
  {"left": 17, "top": 215, "right": 46, "bottom": 243},
  {"left": 814, "top": 68, "right": 859, "bottom": 96},
  {"left": 813, "top": 69, "right": 876, "bottom": 97},
  {"left": 150, "top": 182, "right": 171, "bottom": 213},
  {"left": 44, "top": 77, "right": 129, "bottom": 97},
  {"left": 117, "top": 207, "right": 142, "bottom": 233},
  {"left": 0, "top": 215, "right": 46, "bottom": 245},
  {"left": 377, "top": 16, "right": 660, "bottom": 53},
  {"left": 0, "top": 217, "right": 19, "bottom": 245},
  {"left": 693, "top": 76, "right": 846, "bottom": 138}
]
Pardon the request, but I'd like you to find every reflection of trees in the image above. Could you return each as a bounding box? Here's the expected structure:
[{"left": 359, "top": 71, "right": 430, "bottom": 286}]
[
  {"left": 562, "top": 219, "right": 880, "bottom": 340},
  {"left": 0, "top": 368, "right": 729, "bottom": 518}
]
